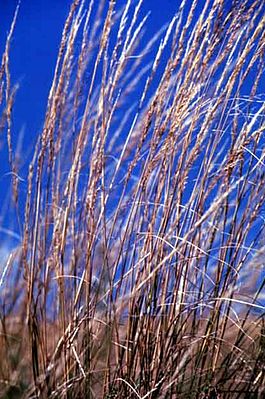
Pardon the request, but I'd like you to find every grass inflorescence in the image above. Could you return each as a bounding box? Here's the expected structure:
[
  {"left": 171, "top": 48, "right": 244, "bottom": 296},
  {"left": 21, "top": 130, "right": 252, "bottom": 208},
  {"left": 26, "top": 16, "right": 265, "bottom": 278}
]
[{"left": 0, "top": 0, "right": 265, "bottom": 398}]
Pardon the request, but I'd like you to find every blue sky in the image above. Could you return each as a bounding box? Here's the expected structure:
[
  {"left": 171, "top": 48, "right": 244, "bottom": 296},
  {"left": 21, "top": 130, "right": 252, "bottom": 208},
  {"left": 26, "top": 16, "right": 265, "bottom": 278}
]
[
  {"left": 1, "top": 0, "right": 263, "bottom": 243},
  {"left": 0, "top": 0, "right": 180, "bottom": 244},
  {"left": 1, "top": 0, "right": 73, "bottom": 143},
  {"left": 0, "top": 1, "right": 264, "bottom": 312},
  {"left": 0, "top": 0, "right": 178, "bottom": 146}
]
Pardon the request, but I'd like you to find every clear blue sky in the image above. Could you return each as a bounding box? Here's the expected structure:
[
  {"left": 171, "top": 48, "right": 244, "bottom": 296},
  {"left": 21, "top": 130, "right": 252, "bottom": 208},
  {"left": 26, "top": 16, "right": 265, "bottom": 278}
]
[
  {"left": 0, "top": 1, "right": 264, "bottom": 309},
  {"left": 0, "top": 0, "right": 178, "bottom": 146},
  {"left": 0, "top": 0, "right": 179, "bottom": 242}
]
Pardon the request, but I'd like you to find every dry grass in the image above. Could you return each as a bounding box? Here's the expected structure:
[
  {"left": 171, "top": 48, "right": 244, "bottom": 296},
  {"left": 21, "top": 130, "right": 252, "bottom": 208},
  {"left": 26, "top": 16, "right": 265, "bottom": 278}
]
[{"left": 0, "top": 0, "right": 265, "bottom": 398}]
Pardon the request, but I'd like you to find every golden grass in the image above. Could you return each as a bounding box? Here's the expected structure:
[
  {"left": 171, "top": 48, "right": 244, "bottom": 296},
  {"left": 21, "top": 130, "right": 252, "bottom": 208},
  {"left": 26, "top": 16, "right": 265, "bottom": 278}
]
[{"left": 0, "top": 0, "right": 265, "bottom": 397}]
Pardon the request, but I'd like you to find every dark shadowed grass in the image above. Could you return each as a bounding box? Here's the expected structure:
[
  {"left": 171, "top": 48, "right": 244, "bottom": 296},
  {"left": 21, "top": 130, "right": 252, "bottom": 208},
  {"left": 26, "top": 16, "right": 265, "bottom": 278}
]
[{"left": 0, "top": 0, "right": 265, "bottom": 398}]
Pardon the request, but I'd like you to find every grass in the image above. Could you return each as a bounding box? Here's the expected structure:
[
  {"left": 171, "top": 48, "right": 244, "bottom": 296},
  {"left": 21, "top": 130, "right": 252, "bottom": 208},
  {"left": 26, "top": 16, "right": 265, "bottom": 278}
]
[{"left": 0, "top": 0, "right": 265, "bottom": 397}]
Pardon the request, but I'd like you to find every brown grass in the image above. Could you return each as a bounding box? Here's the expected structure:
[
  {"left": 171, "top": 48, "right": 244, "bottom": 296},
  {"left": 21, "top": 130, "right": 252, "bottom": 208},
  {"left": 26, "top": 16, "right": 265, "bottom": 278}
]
[{"left": 0, "top": 0, "right": 265, "bottom": 398}]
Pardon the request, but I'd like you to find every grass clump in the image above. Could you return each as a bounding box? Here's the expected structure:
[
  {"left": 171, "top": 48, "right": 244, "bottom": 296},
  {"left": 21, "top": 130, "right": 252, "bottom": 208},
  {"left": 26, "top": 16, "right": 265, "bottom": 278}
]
[{"left": 0, "top": 0, "right": 265, "bottom": 398}]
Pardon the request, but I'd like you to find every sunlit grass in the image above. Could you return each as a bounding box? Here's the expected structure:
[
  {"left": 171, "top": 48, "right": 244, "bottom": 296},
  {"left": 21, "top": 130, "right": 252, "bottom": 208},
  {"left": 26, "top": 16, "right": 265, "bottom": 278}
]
[{"left": 0, "top": 0, "right": 265, "bottom": 397}]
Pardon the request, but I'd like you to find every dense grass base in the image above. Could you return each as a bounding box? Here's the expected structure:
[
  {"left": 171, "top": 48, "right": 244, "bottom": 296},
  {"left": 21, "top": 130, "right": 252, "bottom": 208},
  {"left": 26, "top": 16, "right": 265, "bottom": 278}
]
[{"left": 0, "top": 0, "right": 265, "bottom": 397}]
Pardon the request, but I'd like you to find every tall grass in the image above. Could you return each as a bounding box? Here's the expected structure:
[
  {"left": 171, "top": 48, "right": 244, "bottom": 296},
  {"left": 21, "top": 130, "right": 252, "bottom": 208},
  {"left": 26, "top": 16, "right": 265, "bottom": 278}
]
[{"left": 1, "top": 0, "right": 265, "bottom": 397}]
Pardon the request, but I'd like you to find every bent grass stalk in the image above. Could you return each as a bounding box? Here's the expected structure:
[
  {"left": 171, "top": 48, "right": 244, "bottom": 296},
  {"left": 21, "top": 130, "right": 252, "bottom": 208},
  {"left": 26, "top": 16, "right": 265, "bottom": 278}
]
[{"left": 0, "top": 0, "right": 265, "bottom": 398}]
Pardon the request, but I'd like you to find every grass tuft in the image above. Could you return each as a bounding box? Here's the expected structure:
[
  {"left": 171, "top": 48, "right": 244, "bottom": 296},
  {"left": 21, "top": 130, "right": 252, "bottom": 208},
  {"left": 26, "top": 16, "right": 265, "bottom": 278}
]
[{"left": 0, "top": 0, "right": 265, "bottom": 398}]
